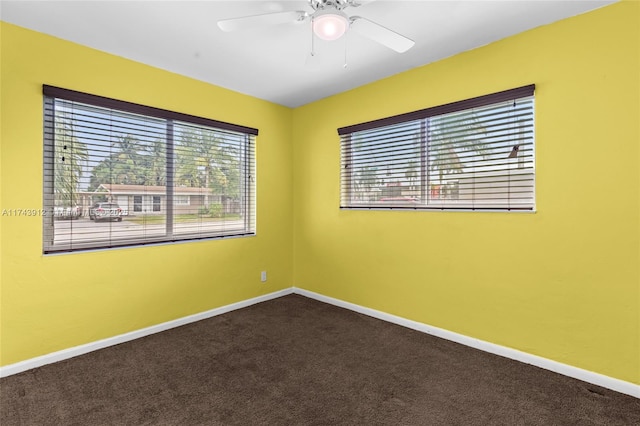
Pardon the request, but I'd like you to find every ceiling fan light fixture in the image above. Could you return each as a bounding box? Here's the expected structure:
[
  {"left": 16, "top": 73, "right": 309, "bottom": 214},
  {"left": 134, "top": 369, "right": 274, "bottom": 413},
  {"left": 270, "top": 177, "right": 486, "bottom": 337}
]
[{"left": 313, "top": 10, "right": 349, "bottom": 41}]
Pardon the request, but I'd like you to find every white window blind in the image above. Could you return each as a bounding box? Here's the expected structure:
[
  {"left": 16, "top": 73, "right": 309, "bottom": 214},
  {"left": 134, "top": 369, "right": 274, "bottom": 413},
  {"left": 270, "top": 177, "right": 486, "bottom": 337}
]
[
  {"left": 340, "top": 85, "right": 535, "bottom": 211},
  {"left": 43, "top": 86, "right": 257, "bottom": 254}
]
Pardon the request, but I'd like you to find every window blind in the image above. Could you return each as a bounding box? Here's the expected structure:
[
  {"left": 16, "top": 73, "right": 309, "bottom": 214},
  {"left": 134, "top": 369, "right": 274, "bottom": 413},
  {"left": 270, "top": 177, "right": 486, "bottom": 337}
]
[
  {"left": 340, "top": 85, "right": 535, "bottom": 211},
  {"left": 43, "top": 86, "right": 257, "bottom": 254}
]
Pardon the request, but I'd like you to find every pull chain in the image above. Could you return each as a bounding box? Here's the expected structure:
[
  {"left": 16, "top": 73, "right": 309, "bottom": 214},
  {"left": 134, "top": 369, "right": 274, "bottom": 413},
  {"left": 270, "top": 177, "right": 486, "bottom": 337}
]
[
  {"left": 343, "top": 36, "right": 347, "bottom": 68},
  {"left": 310, "top": 18, "right": 315, "bottom": 57}
]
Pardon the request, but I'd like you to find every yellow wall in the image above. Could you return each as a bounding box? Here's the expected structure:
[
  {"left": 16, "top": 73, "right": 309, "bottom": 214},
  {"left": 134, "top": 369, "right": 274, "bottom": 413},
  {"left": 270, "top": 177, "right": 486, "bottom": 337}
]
[
  {"left": 0, "top": 22, "right": 293, "bottom": 366},
  {"left": 292, "top": 1, "right": 639, "bottom": 384}
]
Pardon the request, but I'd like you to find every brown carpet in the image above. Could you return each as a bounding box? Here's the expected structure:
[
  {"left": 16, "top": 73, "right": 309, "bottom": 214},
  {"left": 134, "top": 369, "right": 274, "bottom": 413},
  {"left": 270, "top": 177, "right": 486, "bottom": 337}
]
[{"left": 1, "top": 294, "right": 639, "bottom": 425}]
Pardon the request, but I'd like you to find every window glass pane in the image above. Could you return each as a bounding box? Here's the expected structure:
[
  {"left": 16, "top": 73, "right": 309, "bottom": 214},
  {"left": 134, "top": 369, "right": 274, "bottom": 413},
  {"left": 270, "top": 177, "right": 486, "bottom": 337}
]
[
  {"left": 171, "top": 122, "right": 251, "bottom": 237},
  {"left": 345, "top": 121, "right": 421, "bottom": 206},
  {"left": 426, "top": 98, "right": 534, "bottom": 208}
]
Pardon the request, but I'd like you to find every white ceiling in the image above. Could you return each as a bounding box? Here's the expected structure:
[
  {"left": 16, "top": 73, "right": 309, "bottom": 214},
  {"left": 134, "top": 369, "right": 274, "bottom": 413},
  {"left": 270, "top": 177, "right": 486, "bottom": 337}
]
[{"left": 1, "top": 0, "right": 616, "bottom": 107}]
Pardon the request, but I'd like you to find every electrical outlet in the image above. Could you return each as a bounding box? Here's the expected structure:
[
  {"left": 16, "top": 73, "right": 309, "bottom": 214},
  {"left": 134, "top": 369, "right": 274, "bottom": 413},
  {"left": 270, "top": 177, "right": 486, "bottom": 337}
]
[{"left": 261, "top": 271, "right": 267, "bottom": 282}]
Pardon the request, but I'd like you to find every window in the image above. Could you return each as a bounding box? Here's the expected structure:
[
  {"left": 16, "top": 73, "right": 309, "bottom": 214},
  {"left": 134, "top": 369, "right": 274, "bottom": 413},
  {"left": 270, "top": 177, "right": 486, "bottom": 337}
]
[
  {"left": 43, "top": 85, "right": 257, "bottom": 254},
  {"left": 174, "top": 195, "right": 190, "bottom": 205},
  {"left": 340, "top": 85, "right": 535, "bottom": 211},
  {"left": 133, "top": 196, "right": 142, "bottom": 213}
]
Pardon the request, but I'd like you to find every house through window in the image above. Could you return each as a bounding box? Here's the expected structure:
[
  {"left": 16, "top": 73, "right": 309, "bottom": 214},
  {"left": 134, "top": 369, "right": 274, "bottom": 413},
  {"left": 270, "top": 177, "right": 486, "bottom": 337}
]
[
  {"left": 43, "top": 85, "right": 257, "bottom": 253},
  {"left": 339, "top": 85, "right": 535, "bottom": 211}
]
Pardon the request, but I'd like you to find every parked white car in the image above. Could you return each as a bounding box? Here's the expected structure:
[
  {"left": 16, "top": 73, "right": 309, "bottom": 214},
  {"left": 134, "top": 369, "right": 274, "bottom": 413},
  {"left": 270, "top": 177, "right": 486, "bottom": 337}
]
[{"left": 54, "top": 204, "right": 82, "bottom": 219}]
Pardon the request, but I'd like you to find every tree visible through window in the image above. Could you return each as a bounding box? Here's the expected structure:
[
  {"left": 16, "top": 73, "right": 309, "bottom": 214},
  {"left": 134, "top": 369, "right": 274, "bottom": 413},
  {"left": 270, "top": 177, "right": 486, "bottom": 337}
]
[
  {"left": 340, "top": 85, "right": 535, "bottom": 211},
  {"left": 43, "top": 86, "right": 257, "bottom": 253}
]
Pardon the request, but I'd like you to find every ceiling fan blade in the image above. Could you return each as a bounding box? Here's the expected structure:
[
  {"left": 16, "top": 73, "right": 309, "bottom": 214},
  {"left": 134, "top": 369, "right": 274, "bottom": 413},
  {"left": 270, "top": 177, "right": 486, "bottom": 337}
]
[
  {"left": 349, "top": 17, "right": 415, "bottom": 53},
  {"left": 218, "top": 10, "right": 306, "bottom": 32}
]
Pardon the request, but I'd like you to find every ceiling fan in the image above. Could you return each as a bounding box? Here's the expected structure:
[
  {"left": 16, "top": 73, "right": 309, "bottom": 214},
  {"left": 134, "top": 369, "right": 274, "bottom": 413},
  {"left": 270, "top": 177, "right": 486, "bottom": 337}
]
[{"left": 217, "top": 0, "right": 415, "bottom": 53}]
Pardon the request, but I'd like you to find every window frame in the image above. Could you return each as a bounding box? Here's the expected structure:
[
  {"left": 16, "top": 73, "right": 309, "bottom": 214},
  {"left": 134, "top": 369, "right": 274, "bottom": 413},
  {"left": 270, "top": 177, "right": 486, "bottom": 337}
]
[
  {"left": 338, "top": 85, "right": 536, "bottom": 212},
  {"left": 42, "top": 85, "right": 258, "bottom": 254}
]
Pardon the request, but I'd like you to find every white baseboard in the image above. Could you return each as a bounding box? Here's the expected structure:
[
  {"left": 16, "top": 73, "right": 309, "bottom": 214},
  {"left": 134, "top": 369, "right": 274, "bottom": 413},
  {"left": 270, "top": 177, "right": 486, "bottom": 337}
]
[
  {"left": 292, "top": 287, "right": 640, "bottom": 399},
  {"left": 2, "top": 286, "right": 638, "bottom": 399},
  {"left": 0, "top": 288, "right": 293, "bottom": 379}
]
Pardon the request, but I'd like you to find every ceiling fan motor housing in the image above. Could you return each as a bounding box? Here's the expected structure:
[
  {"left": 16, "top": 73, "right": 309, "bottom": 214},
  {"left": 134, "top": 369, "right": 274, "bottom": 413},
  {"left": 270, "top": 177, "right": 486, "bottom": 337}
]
[{"left": 309, "top": 0, "right": 356, "bottom": 12}]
